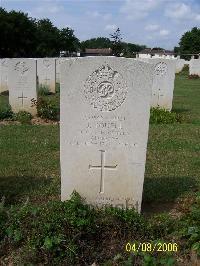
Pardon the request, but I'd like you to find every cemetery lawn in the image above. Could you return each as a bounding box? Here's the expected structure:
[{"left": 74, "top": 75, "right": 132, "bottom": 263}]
[
  {"left": 0, "top": 69, "right": 200, "bottom": 265},
  {"left": 143, "top": 68, "right": 200, "bottom": 207}
]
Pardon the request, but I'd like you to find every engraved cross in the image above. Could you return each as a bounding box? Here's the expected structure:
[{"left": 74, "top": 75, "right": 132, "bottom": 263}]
[
  {"left": 18, "top": 92, "right": 28, "bottom": 106},
  {"left": 157, "top": 89, "right": 164, "bottom": 106},
  {"left": 89, "top": 150, "right": 117, "bottom": 193}
]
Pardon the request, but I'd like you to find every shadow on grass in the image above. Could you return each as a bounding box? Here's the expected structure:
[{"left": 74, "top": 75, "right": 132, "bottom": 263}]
[
  {"left": 172, "top": 107, "right": 190, "bottom": 114},
  {"left": 0, "top": 90, "right": 9, "bottom": 96},
  {"left": 143, "top": 175, "right": 198, "bottom": 203},
  {"left": 0, "top": 175, "right": 52, "bottom": 205},
  {"left": 190, "top": 120, "right": 200, "bottom": 125},
  {"left": 142, "top": 175, "right": 198, "bottom": 214}
]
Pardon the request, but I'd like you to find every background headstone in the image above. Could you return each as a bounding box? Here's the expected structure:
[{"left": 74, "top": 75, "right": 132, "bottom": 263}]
[
  {"left": 8, "top": 58, "right": 37, "bottom": 115},
  {"left": 189, "top": 59, "right": 200, "bottom": 77},
  {"left": 37, "top": 58, "right": 56, "bottom": 93},
  {"left": 150, "top": 58, "right": 176, "bottom": 111},
  {"left": 175, "top": 59, "right": 185, "bottom": 73},
  {"left": 56, "top": 58, "right": 68, "bottom": 83},
  {"left": 0, "top": 58, "right": 10, "bottom": 93},
  {"left": 60, "top": 57, "right": 153, "bottom": 212}
]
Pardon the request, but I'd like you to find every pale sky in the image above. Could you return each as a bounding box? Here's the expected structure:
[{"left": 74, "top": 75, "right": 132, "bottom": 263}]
[{"left": 1, "top": 0, "right": 200, "bottom": 49}]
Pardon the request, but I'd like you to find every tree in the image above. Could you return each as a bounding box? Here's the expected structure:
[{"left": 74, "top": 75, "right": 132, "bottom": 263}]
[
  {"left": 59, "top": 28, "right": 80, "bottom": 53},
  {"left": 0, "top": 8, "right": 9, "bottom": 57},
  {"left": 0, "top": 8, "right": 80, "bottom": 58},
  {"left": 36, "top": 19, "right": 61, "bottom": 57},
  {"left": 122, "top": 42, "right": 146, "bottom": 57},
  {"left": 179, "top": 27, "right": 200, "bottom": 56},
  {"left": 110, "top": 28, "right": 123, "bottom": 56},
  {"left": 0, "top": 8, "right": 37, "bottom": 57},
  {"left": 151, "top": 47, "right": 164, "bottom": 51},
  {"left": 174, "top": 46, "right": 180, "bottom": 54},
  {"left": 80, "top": 37, "right": 112, "bottom": 51}
]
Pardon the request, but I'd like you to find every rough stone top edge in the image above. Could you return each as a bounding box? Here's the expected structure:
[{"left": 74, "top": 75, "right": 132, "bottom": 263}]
[{"left": 60, "top": 56, "right": 154, "bottom": 72}]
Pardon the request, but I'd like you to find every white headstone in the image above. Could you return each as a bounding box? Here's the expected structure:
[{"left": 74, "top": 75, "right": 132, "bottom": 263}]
[
  {"left": 37, "top": 58, "right": 56, "bottom": 93},
  {"left": 189, "top": 59, "right": 200, "bottom": 77},
  {"left": 0, "top": 58, "right": 10, "bottom": 93},
  {"left": 60, "top": 57, "right": 153, "bottom": 212},
  {"left": 8, "top": 59, "right": 37, "bottom": 115},
  {"left": 175, "top": 59, "right": 185, "bottom": 73},
  {"left": 56, "top": 58, "right": 68, "bottom": 83},
  {"left": 139, "top": 54, "right": 151, "bottom": 59},
  {"left": 149, "top": 59, "right": 176, "bottom": 111}
]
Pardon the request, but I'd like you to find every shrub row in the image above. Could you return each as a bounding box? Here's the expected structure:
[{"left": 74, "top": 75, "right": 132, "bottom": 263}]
[
  {"left": 0, "top": 106, "right": 32, "bottom": 124},
  {"left": 1, "top": 105, "right": 184, "bottom": 124},
  {"left": 188, "top": 74, "right": 200, "bottom": 79},
  {"left": 0, "top": 97, "right": 59, "bottom": 123}
]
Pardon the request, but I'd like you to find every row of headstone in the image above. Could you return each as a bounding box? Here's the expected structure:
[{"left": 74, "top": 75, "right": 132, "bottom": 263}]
[
  {"left": 189, "top": 59, "right": 200, "bottom": 76},
  {"left": 0, "top": 57, "right": 68, "bottom": 94},
  {"left": 1, "top": 57, "right": 178, "bottom": 115},
  {"left": 0, "top": 58, "right": 68, "bottom": 114}
]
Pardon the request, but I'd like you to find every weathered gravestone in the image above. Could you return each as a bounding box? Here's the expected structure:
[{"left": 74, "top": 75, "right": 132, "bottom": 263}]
[
  {"left": 8, "top": 59, "right": 37, "bottom": 115},
  {"left": 189, "top": 59, "right": 200, "bottom": 77},
  {"left": 175, "top": 59, "right": 185, "bottom": 73},
  {"left": 0, "top": 58, "right": 10, "bottom": 93},
  {"left": 37, "top": 58, "right": 56, "bottom": 93},
  {"left": 56, "top": 58, "right": 68, "bottom": 83},
  {"left": 60, "top": 57, "right": 153, "bottom": 212},
  {"left": 149, "top": 58, "right": 176, "bottom": 111}
]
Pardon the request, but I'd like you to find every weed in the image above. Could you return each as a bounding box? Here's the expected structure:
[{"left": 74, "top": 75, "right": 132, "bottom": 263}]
[
  {"left": 188, "top": 74, "right": 199, "bottom": 79},
  {"left": 14, "top": 111, "right": 32, "bottom": 124},
  {"left": 0, "top": 104, "right": 13, "bottom": 120},
  {"left": 150, "top": 107, "right": 182, "bottom": 124},
  {"left": 31, "top": 97, "right": 59, "bottom": 121},
  {"left": 37, "top": 85, "right": 51, "bottom": 96},
  {"left": 0, "top": 90, "right": 9, "bottom": 96}
]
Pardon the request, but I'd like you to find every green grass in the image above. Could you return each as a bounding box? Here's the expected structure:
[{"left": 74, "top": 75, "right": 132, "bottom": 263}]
[
  {"left": 172, "top": 67, "right": 200, "bottom": 124},
  {"left": 144, "top": 124, "right": 200, "bottom": 202},
  {"left": 0, "top": 125, "right": 60, "bottom": 204}
]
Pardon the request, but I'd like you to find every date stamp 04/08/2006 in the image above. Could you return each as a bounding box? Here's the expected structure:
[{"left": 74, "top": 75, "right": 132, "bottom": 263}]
[{"left": 125, "top": 242, "right": 179, "bottom": 253}]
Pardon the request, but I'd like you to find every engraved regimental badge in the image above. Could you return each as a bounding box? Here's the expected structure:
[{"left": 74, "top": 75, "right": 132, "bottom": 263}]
[
  {"left": 1, "top": 59, "right": 8, "bottom": 67},
  {"left": 43, "top": 59, "right": 51, "bottom": 68},
  {"left": 14, "top": 61, "right": 29, "bottom": 76},
  {"left": 84, "top": 64, "right": 127, "bottom": 111},
  {"left": 154, "top": 62, "right": 168, "bottom": 76}
]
